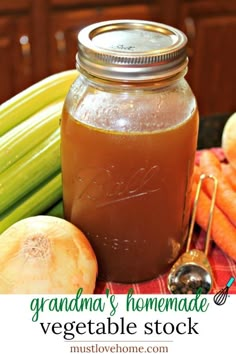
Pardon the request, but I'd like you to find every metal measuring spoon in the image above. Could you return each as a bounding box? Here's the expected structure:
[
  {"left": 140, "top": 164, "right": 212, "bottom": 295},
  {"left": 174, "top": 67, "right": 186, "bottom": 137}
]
[{"left": 167, "top": 173, "right": 218, "bottom": 294}]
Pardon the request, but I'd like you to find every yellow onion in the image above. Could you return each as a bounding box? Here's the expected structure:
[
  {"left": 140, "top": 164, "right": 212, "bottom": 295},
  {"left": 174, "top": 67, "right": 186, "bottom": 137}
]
[
  {"left": 0, "top": 215, "right": 97, "bottom": 294},
  {"left": 222, "top": 112, "right": 236, "bottom": 169}
]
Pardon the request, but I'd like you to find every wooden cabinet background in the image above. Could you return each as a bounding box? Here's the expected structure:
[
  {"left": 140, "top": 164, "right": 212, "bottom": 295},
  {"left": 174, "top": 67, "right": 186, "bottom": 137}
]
[
  {"left": 0, "top": 0, "right": 235, "bottom": 117},
  {"left": 178, "top": 0, "right": 236, "bottom": 116},
  {"left": 0, "top": 12, "right": 32, "bottom": 102}
]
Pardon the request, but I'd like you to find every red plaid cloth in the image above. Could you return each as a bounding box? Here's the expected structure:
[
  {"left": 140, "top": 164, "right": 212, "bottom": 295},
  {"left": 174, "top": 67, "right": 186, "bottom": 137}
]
[{"left": 94, "top": 148, "right": 236, "bottom": 295}]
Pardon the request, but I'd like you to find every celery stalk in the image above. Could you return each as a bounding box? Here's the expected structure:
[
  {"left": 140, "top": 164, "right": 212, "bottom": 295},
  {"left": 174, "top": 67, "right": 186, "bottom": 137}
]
[
  {"left": 0, "top": 100, "right": 63, "bottom": 173},
  {"left": 0, "top": 173, "right": 62, "bottom": 234},
  {"left": 46, "top": 200, "right": 64, "bottom": 218},
  {"left": 0, "top": 128, "right": 61, "bottom": 213},
  {"left": 0, "top": 69, "right": 78, "bottom": 136}
]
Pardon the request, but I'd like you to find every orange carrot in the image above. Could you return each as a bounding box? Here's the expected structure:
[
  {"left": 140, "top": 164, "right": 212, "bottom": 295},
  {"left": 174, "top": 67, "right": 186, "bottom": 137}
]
[
  {"left": 199, "top": 150, "right": 222, "bottom": 177},
  {"left": 192, "top": 164, "right": 201, "bottom": 182},
  {"left": 191, "top": 178, "right": 236, "bottom": 261},
  {"left": 199, "top": 150, "right": 236, "bottom": 226},
  {"left": 221, "top": 162, "right": 236, "bottom": 191}
]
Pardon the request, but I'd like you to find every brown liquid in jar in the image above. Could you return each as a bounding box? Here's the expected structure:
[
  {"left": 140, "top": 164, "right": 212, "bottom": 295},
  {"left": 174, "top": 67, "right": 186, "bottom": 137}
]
[{"left": 61, "top": 87, "right": 199, "bottom": 283}]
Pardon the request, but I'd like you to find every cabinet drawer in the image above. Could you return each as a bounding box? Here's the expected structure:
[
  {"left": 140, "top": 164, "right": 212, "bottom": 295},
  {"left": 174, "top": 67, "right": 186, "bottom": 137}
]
[
  {"left": 50, "top": 0, "right": 148, "bottom": 8},
  {"left": 0, "top": 1, "right": 30, "bottom": 12}
]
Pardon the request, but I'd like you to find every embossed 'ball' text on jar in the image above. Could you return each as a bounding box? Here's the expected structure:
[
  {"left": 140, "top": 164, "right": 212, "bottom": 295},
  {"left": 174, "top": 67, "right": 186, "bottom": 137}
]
[{"left": 61, "top": 20, "right": 199, "bottom": 283}]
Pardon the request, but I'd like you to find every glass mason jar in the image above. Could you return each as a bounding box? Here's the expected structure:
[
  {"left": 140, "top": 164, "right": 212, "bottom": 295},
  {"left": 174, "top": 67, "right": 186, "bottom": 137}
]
[{"left": 61, "top": 20, "right": 199, "bottom": 283}]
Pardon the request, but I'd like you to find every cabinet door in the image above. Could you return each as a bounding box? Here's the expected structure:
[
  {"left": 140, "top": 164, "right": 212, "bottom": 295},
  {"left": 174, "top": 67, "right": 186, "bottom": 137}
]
[
  {"left": 49, "top": 3, "right": 160, "bottom": 73},
  {"left": 0, "top": 15, "right": 33, "bottom": 103},
  {"left": 0, "top": 17, "right": 13, "bottom": 102},
  {"left": 179, "top": 1, "right": 236, "bottom": 115}
]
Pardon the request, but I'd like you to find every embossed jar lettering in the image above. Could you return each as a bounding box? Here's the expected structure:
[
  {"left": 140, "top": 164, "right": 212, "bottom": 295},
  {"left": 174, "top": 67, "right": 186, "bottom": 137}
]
[{"left": 74, "top": 164, "right": 161, "bottom": 206}]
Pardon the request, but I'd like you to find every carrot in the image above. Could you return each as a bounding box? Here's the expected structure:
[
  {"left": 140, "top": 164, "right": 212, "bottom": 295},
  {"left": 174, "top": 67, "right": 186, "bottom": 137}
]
[
  {"left": 199, "top": 150, "right": 236, "bottom": 226},
  {"left": 199, "top": 150, "right": 222, "bottom": 177},
  {"left": 221, "top": 162, "right": 236, "bottom": 191},
  {"left": 192, "top": 164, "right": 201, "bottom": 182},
  {"left": 191, "top": 177, "right": 236, "bottom": 261}
]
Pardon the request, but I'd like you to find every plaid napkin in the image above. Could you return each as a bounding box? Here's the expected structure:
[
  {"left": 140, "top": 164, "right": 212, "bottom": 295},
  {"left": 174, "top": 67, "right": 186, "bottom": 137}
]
[{"left": 95, "top": 148, "right": 236, "bottom": 295}]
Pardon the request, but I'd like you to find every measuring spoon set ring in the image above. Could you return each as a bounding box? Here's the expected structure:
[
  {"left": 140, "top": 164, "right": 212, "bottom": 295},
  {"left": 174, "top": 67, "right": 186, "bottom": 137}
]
[{"left": 167, "top": 173, "right": 218, "bottom": 295}]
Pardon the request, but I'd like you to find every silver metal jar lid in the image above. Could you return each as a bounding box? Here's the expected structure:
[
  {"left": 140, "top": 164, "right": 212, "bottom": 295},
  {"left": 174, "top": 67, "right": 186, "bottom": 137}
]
[{"left": 77, "top": 19, "right": 188, "bottom": 82}]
